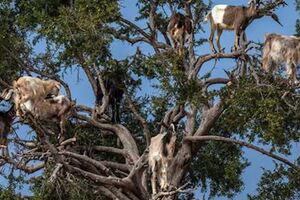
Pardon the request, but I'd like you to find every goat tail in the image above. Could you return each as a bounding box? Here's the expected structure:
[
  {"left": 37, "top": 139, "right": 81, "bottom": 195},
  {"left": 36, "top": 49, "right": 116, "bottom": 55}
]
[{"left": 203, "top": 11, "right": 211, "bottom": 23}]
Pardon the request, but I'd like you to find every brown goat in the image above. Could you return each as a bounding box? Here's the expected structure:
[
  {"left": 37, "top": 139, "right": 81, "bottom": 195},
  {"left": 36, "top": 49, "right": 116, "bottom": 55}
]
[
  {"left": 167, "top": 12, "right": 193, "bottom": 55},
  {"left": 13, "top": 76, "right": 61, "bottom": 117},
  {"left": 262, "top": 33, "right": 300, "bottom": 84},
  {"left": 20, "top": 95, "right": 73, "bottom": 140},
  {"left": 149, "top": 124, "right": 177, "bottom": 195},
  {"left": 205, "top": 0, "right": 282, "bottom": 53}
]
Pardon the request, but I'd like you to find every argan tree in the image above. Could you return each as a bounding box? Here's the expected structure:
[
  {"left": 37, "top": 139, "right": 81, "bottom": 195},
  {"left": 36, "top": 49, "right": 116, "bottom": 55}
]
[{"left": 0, "top": 0, "right": 299, "bottom": 199}]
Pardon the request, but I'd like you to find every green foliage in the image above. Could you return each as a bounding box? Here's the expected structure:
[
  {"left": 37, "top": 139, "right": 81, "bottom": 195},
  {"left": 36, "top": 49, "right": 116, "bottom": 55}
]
[
  {"left": 0, "top": 0, "right": 299, "bottom": 199},
  {"left": 191, "top": 142, "right": 249, "bottom": 199},
  {"left": 0, "top": 187, "right": 24, "bottom": 200},
  {"left": 0, "top": 1, "right": 26, "bottom": 85},
  {"left": 30, "top": 172, "right": 108, "bottom": 200},
  {"left": 222, "top": 77, "right": 300, "bottom": 154},
  {"left": 248, "top": 161, "right": 300, "bottom": 200}
]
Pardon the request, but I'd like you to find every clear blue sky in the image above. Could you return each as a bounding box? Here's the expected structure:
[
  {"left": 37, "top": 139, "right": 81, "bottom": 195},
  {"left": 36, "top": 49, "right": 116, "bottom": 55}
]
[{"left": 1, "top": 0, "right": 299, "bottom": 199}]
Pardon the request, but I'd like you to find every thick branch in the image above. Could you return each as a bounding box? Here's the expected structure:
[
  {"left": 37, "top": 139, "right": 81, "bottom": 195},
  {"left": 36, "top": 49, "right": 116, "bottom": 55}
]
[
  {"left": 0, "top": 156, "right": 44, "bottom": 174},
  {"left": 60, "top": 151, "right": 112, "bottom": 175},
  {"left": 74, "top": 113, "right": 139, "bottom": 162},
  {"left": 190, "top": 51, "right": 246, "bottom": 79},
  {"left": 124, "top": 91, "right": 151, "bottom": 146}
]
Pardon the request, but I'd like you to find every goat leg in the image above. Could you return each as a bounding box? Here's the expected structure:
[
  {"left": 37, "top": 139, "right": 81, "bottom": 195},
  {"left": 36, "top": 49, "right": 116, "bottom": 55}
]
[
  {"left": 151, "top": 163, "right": 157, "bottom": 195},
  {"left": 216, "top": 26, "right": 224, "bottom": 53},
  {"left": 233, "top": 30, "right": 241, "bottom": 52},
  {"left": 209, "top": 24, "right": 217, "bottom": 53}
]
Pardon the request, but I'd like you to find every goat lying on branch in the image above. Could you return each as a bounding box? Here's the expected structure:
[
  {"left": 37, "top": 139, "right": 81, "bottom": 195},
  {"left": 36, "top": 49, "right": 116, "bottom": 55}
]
[
  {"left": 205, "top": 0, "right": 282, "bottom": 53},
  {"left": 149, "top": 124, "right": 177, "bottom": 195},
  {"left": 13, "top": 76, "right": 61, "bottom": 117},
  {"left": 167, "top": 12, "right": 193, "bottom": 55},
  {"left": 262, "top": 33, "right": 300, "bottom": 84}
]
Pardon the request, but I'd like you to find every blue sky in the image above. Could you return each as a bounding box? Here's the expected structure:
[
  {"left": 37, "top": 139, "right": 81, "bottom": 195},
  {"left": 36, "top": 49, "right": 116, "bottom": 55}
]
[{"left": 1, "top": 0, "right": 299, "bottom": 199}]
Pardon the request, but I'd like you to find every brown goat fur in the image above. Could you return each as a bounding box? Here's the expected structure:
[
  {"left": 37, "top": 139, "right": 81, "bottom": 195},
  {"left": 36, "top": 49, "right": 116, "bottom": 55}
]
[
  {"left": 13, "top": 76, "right": 61, "bottom": 117},
  {"left": 167, "top": 12, "right": 192, "bottom": 55},
  {"left": 20, "top": 95, "right": 73, "bottom": 140},
  {"left": 205, "top": 2, "right": 259, "bottom": 53},
  {"left": 262, "top": 33, "right": 300, "bottom": 84}
]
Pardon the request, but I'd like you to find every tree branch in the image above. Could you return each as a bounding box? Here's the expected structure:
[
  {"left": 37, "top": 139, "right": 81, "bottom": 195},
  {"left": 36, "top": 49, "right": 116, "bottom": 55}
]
[{"left": 185, "top": 135, "right": 300, "bottom": 172}]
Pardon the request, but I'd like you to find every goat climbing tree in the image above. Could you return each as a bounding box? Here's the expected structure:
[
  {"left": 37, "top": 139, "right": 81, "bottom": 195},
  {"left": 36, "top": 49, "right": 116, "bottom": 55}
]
[{"left": 0, "top": 0, "right": 299, "bottom": 199}]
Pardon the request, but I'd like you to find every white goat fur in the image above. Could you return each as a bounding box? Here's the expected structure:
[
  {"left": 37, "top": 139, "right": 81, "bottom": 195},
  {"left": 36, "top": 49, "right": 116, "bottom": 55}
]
[
  {"left": 149, "top": 130, "right": 177, "bottom": 194},
  {"left": 208, "top": 5, "right": 232, "bottom": 29},
  {"left": 13, "top": 76, "right": 61, "bottom": 117},
  {"left": 21, "top": 95, "right": 73, "bottom": 138},
  {"left": 262, "top": 33, "right": 300, "bottom": 84}
]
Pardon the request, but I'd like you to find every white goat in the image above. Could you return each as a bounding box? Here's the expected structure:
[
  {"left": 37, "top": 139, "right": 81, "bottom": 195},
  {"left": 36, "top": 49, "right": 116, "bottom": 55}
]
[
  {"left": 262, "top": 33, "right": 300, "bottom": 84},
  {"left": 149, "top": 125, "right": 177, "bottom": 195},
  {"left": 13, "top": 76, "right": 61, "bottom": 117}
]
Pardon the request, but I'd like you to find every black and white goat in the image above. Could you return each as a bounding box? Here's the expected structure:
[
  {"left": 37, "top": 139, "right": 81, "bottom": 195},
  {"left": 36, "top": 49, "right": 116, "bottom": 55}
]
[
  {"left": 205, "top": 0, "right": 282, "bottom": 53},
  {"left": 262, "top": 33, "right": 300, "bottom": 84},
  {"left": 167, "top": 12, "right": 193, "bottom": 55}
]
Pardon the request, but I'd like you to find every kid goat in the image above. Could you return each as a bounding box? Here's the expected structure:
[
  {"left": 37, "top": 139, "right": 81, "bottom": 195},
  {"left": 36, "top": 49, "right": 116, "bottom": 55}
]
[
  {"left": 205, "top": 0, "right": 282, "bottom": 53},
  {"left": 13, "top": 76, "right": 61, "bottom": 117},
  {"left": 149, "top": 124, "right": 177, "bottom": 195},
  {"left": 262, "top": 33, "right": 300, "bottom": 84},
  {"left": 167, "top": 12, "right": 193, "bottom": 55}
]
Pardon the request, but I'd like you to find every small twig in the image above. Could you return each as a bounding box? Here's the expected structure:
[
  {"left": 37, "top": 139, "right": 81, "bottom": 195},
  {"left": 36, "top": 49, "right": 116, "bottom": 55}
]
[{"left": 152, "top": 183, "right": 193, "bottom": 199}]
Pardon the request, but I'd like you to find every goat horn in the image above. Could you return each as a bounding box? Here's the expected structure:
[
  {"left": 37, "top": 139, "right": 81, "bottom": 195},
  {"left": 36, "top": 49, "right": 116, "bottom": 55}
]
[{"left": 271, "top": 13, "right": 283, "bottom": 26}]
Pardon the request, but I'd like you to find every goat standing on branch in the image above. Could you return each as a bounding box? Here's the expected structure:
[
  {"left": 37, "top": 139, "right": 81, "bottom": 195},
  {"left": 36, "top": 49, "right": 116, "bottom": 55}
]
[
  {"left": 167, "top": 12, "right": 193, "bottom": 56},
  {"left": 13, "top": 76, "right": 61, "bottom": 117},
  {"left": 96, "top": 79, "right": 124, "bottom": 123},
  {"left": 20, "top": 95, "right": 73, "bottom": 140},
  {"left": 149, "top": 124, "right": 177, "bottom": 195},
  {"left": 262, "top": 33, "right": 300, "bottom": 84},
  {"left": 205, "top": 0, "right": 284, "bottom": 53}
]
